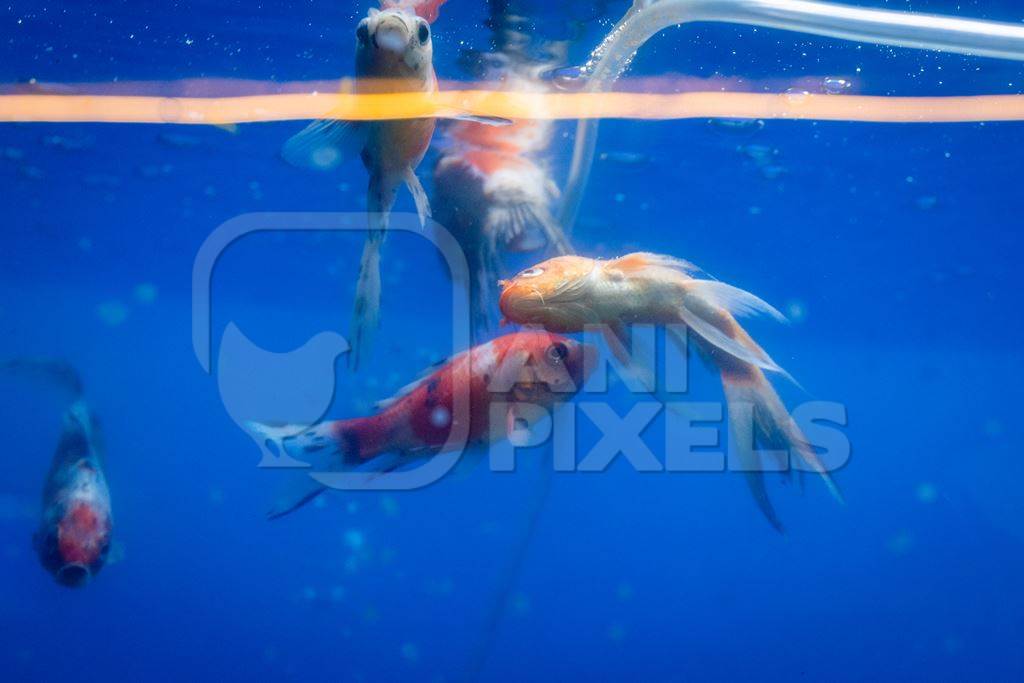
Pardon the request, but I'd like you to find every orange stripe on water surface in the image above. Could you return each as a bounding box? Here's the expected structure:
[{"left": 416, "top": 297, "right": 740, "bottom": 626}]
[{"left": 1, "top": 90, "right": 1024, "bottom": 123}]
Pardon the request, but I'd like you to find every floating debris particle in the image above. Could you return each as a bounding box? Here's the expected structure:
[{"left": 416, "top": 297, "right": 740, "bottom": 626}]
[
  {"left": 41, "top": 134, "right": 92, "bottom": 151},
  {"left": 983, "top": 418, "right": 1003, "bottom": 438},
  {"left": 381, "top": 496, "right": 400, "bottom": 517},
  {"left": 916, "top": 482, "right": 938, "bottom": 504},
  {"left": 822, "top": 76, "right": 852, "bottom": 94},
  {"left": 96, "top": 300, "right": 129, "bottom": 326},
  {"left": 510, "top": 592, "right": 530, "bottom": 615},
  {"left": 613, "top": 192, "right": 626, "bottom": 203},
  {"left": 208, "top": 488, "right": 224, "bottom": 505},
  {"left": 739, "top": 144, "right": 776, "bottom": 165},
  {"left": 134, "top": 282, "right": 158, "bottom": 304},
  {"left": 3, "top": 147, "right": 25, "bottom": 160},
  {"left": 77, "top": 237, "right": 93, "bottom": 252},
  {"left": 158, "top": 132, "right": 201, "bottom": 148},
  {"left": 248, "top": 180, "right": 264, "bottom": 200},
  {"left": 886, "top": 531, "right": 914, "bottom": 556},
  {"left": 916, "top": 195, "right": 938, "bottom": 210},
  {"left": 541, "top": 65, "right": 585, "bottom": 91},
  {"left": 400, "top": 643, "right": 420, "bottom": 663},
  {"left": 137, "top": 163, "right": 174, "bottom": 179},
  {"left": 599, "top": 151, "right": 650, "bottom": 166},
  {"left": 607, "top": 622, "right": 627, "bottom": 642},
  {"left": 344, "top": 529, "right": 365, "bottom": 551},
  {"left": 785, "top": 299, "right": 808, "bottom": 323},
  {"left": 19, "top": 165, "right": 44, "bottom": 180},
  {"left": 709, "top": 118, "right": 765, "bottom": 137},
  {"left": 83, "top": 173, "right": 121, "bottom": 188},
  {"left": 616, "top": 582, "right": 634, "bottom": 601},
  {"left": 759, "top": 164, "right": 786, "bottom": 180}
]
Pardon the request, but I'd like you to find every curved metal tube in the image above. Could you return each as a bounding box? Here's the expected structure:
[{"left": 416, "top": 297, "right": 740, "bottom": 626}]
[{"left": 559, "top": 0, "right": 1024, "bottom": 232}]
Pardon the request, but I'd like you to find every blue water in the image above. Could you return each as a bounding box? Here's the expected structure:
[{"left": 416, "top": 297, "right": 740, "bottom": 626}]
[{"left": 2, "top": 0, "right": 1024, "bottom": 680}]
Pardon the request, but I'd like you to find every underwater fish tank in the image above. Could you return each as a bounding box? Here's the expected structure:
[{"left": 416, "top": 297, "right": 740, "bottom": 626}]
[{"left": 2, "top": 0, "right": 1024, "bottom": 680}]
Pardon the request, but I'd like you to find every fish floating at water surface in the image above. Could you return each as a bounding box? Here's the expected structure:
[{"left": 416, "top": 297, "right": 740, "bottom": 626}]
[
  {"left": 498, "top": 252, "right": 843, "bottom": 531},
  {"left": 283, "top": 0, "right": 507, "bottom": 370},
  {"left": 253, "top": 331, "right": 594, "bottom": 520}
]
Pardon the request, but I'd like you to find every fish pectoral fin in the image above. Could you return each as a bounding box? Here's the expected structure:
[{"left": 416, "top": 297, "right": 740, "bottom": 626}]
[
  {"left": 281, "top": 119, "right": 365, "bottom": 171},
  {"left": 403, "top": 169, "right": 431, "bottom": 227}
]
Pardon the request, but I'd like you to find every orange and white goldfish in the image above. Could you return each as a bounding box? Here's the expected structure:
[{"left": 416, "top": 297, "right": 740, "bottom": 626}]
[
  {"left": 283, "top": 1, "right": 505, "bottom": 369},
  {"left": 498, "top": 252, "right": 843, "bottom": 531},
  {"left": 255, "top": 330, "right": 595, "bottom": 519},
  {"left": 284, "top": 4, "right": 438, "bottom": 370}
]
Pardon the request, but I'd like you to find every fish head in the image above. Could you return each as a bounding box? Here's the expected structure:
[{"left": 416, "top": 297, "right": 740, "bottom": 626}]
[
  {"left": 498, "top": 255, "right": 599, "bottom": 330},
  {"left": 35, "top": 461, "right": 112, "bottom": 587},
  {"left": 494, "top": 331, "right": 597, "bottom": 402},
  {"left": 355, "top": 8, "right": 434, "bottom": 88}
]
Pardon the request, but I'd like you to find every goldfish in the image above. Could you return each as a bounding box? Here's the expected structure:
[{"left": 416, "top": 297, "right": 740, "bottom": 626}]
[
  {"left": 283, "top": 0, "right": 505, "bottom": 369},
  {"left": 498, "top": 252, "right": 843, "bottom": 531},
  {"left": 3, "top": 359, "right": 113, "bottom": 586},
  {"left": 254, "top": 331, "right": 595, "bottom": 519}
]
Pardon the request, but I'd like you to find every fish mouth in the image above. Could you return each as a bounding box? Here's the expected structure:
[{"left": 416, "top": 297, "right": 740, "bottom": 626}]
[
  {"left": 373, "top": 20, "right": 410, "bottom": 53},
  {"left": 56, "top": 563, "right": 91, "bottom": 587}
]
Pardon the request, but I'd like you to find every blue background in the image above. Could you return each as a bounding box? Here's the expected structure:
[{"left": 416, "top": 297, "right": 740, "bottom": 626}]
[{"left": 1, "top": 1, "right": 1023, "bottom": 681}]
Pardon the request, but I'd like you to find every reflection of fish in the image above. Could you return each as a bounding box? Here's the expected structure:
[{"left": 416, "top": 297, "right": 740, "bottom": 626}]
[
  {"left": 434, "top": 34, "right": 572, "bottom": 338},
  {"left": 253, "top": 331, "right": 594, "bottom": 519},
  {"left": 283, "top": 1, "right": 505, "bottom": 369},
  {"left": 499, "top": 253, "right": 843, "bottom": 531},
  {"left": 2, "top": 359, "right": 113, "bottom": 586},
  {"left": 434, "top": 113, "right": 571, "bottom": 336}
]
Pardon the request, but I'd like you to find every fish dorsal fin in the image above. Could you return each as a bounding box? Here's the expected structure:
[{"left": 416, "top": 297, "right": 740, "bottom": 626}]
[
  {"left": 373, "top": 353, "right": 461, "bottom": 410},
  {"left": 380, "top": 0, "right": 448, "bottom": 23},
  {"left": 281, "top": 119, "right": 365, "bottom": 171},
  {"left": 605, "top": 252, "right": 700, "bottom": 278}
]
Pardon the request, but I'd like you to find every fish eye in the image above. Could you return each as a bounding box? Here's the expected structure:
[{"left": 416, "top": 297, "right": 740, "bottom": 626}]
[
  {"left": 518, "top": 267, "right": 544, "bottom": 279},
  {"left": 417, "top": 21, "right": 430, "bottom": 45},
  {"left": 546, "top": 342, "right": 569, "bottom": 365},
  {"left": 356, "top": 20, "right": 369, "bottom": 44}
]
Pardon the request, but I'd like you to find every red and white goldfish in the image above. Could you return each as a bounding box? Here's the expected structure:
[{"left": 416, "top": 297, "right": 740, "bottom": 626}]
[
  {"left": 35, "top": 399, "right": 113, "bottom": 587},
  {"left": 498, "top": 252, "right": 843, "bottom": 531},
  {"left": 3, "top": 359, "right": 114, "bottom": 587},
  {"left": 255, "top": 331, "right": 594, "bottom": 519},
  {"left": 283, "top": 0, "right": 505, "bottom": 369}
]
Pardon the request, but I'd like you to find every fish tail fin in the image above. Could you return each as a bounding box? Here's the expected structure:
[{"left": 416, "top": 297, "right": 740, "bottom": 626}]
[
  {"left": 490, "top": 201, "right": 573, "bottom": 256},
  {"left": 403, "top": 169, "right": 431, "bottom": 228},
  {"left": 350, "top": 175, "right": 398, "bottom": 371},
  {"left": 720, "top": 366, "right": 844, "bottom": 532},
  {"left": 0, "top": 357, "right": 84, "bottom": 399},
  {"left": 253, "top": 416, "right": 400, "bottom": 520},
  {"left": 350, "top": 234, "right": 383, "bottom": 371},
  {"left": 250, "top": 419, "right": 359, "bottom": 521}
]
